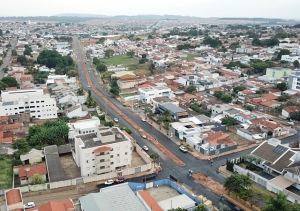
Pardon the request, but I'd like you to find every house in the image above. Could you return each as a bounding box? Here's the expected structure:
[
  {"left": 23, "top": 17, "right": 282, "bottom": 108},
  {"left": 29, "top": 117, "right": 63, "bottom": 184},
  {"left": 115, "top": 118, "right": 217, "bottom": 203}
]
[
  {"left": 234, "top": 139, "right": 300, "bottom": 203},
  {"left": 26, "top": 199, "right": 74, "bottom": 211},
  {"left": 117, "top": 75, "right": 146, "bottom": 90},
  {"left": 197, "top": 131, "right": 237, "bottom": 155},
  {"left": 20, "top": 149, "right": 44, "bottom": 165},
  {"left": 150, "top": 97, "right": 178, "bottom": 109},
  {"left": 139, "top": 86, "right": 172, "bottom": 104},
  {"left": 73, "top": 127, "right": 132, "bottom": 177},
  {"left": 68, "top": 116, "right": 101, "bottom": 140},
  {"left": 266, "top": 67, "right": 292, "bottom": 80},
  {"left": 235, "top": 110, "right": 257, "bottom": 123},
  {"left": 237, "top": 90, "right": 256, "bottom": 103},
  {"left": 210, "top": 104, "right": 230, "bottom": 116},
  {"left": 282, "top": 106, "right": 299, "bottom": 119},
  {"left": 157, "top": 102, "right": 188, "bottom": 121},
  {"left": 0, "top": 88, "right": 58, "bottom": 120},
  {"left": 5, "top": 188, "right": 23, "bottom": 211},
  {"left": 13, "top": 163, "right": 47, "bottom": 185}
]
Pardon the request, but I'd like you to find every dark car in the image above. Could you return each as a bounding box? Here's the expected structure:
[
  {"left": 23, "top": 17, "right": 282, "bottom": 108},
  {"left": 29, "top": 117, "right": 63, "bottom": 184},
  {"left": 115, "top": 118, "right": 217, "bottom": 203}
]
[{"left": 115, "top": 176, "right": 126, "bottom": 183}]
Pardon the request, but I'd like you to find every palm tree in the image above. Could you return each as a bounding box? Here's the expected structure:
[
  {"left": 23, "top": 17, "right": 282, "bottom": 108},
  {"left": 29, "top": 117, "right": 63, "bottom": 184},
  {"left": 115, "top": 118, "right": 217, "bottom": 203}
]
[{"left": 262, "top": 192, "right": 290, "bottom": 211}]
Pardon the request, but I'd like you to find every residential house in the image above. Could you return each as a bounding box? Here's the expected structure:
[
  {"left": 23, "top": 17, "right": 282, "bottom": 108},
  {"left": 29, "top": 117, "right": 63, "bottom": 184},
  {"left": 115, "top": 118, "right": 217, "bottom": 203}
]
[
  {"left": 139, "top": 86, "right": 172, "bottom": 104},
  {"left": 73, "top": 127, "right": 132, "bottom": 177},
  {"left": 235, "top": 110, "right": 257, "bottom": 123},
  {"left": 237, "top": 90, "right": 256, "bottom": 103},
  {"left": 150, "top": 97, "right": 178, "bottom": 110},
  {"left": 5, "top": 188, "right": 23, "bottom": 211},
  {"left": 26, "top": 199, "right": 74, "bottom": 211},
  {"left": 282, "top": 106, "right": 299, "bottom": 119},
  {"left": 246, "top": 93, "right": 280, "bottom": 112},
  {"left": 210, "top": 104, "right": 230, "bottom": 116},
  {"left": 157, "top": 102, "right": 189, "bottom": 121},
  {"left": 117, "top": 75, "right": 146, "bottom": 90},
  {"left": 0, "top": 120, "right": 20, "bottom": 143},
  {"left": 13, "top": 163, "right": 47, "bottom": 185},
  {"left": 20, "top": 149, "right": 44, "bottom": 165}
]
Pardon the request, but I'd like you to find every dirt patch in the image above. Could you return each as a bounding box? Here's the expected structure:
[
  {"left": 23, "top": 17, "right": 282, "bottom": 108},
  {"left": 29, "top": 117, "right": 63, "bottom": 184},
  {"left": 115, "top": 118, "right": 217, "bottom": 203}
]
[
  {"left": 131, "top": 150, "right": 147, "bottom": 167},
  {"left": 226, "top": 131, "right": 253, "bottom": 146},
  {"left": 147, "top": 185, "right": 180, "bottom": 202},
  {"left": 60, "top": 154, "right": 81, "bottom": 179},
  {"left": 192, "top": 173, "right": 224, "bottom": 195}
]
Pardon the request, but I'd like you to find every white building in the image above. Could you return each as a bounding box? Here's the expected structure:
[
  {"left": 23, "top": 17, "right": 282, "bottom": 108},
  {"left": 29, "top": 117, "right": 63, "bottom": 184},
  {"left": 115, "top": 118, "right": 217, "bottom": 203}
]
[
  {"left": 46, "top": 74, "right": 76, "bottom": 85},
  {"left": 288, "top": 71, "right": 300, "bottom": 91},
  {"left": 139, "top": 86, "right": 172, "bottom": 104},
  {"left": 281, "top": 55, "right": 300, "bottom": 63},
  {"left": 0, "top": 88, "right": 58, "bottom": 119},
  {"left": 68, "top": 116, "right": 101, "bottom": 140},
  {"left": 73, "top": 127, "right": 132, "bottom": 177}
]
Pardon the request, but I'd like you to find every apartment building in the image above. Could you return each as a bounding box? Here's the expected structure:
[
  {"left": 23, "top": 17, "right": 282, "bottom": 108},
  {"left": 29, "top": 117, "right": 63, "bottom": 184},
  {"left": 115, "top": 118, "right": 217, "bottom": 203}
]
[
  {"left": 0, "top": 88, "right": 58, "bottom": 119},
  {"left": 288, "top": 71, "right": 300, "bottom": 91},
  {"left": 73, "top": 126, "right": 132, "bottom": 177}
]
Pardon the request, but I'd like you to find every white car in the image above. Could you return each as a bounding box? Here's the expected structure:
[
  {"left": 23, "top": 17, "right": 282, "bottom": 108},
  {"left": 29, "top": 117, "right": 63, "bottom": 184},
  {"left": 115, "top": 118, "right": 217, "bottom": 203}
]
[
  {"left": 104, "top": 180, "right": 114, "bottom": 185},
  {"left": 87, "top": 85, "right": 91, "bottom": 88},
  {"left": 143, "top": 146, "right": 149, "bottom": 151},
  {"left": 141, "top": 134, "right": 147, "bottom": 139},
  {"left": 141, "top": 118, "right": 146, "bottom": 122},
  {"left": 114, "top": 118, "right": 119, "bottom": 122},
  {"left": 179, "top": 146, "right": 188, "bottom": 153},
  {"left": 24, "top": 202, "right": 35, "bottom": 209}
]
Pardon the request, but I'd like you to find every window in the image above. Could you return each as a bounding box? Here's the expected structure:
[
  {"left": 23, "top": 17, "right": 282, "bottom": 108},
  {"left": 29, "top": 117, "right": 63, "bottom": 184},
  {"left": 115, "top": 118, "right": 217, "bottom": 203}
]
[
  {"left": 41, "top": 100, "right": 44, "bottom": 103},
  {"left": 30, "top": 101, "right": 34, "bottom": 103},
  {"left": 124, "top": 158, "right": 128, "bottom": 162},
  {"left": 25, "top": 102, "right": 28, "bottom": 104},
  {"left": 14, "top": 108, "right": 17, "bottom": 110},
  {"left": 19, "top": 107, "right": 24, "bottom": 109},
  {"left": 93, "top": 166, "right": 95, "bottom": 167},
  {"left": 86, "top": 160, "right": 89, "bottom": 163},
  {"left": 100, "top": 159, "right": 105, "bottom": 162},
  {"left": 110, "top": 155, "right": 113, "bottom": 158},
  {"left": 30, "top": 106, "right": 35, "bottom": 108},
  {"left": 92, "top": 159, "right": 95, "bottom": 161},
  {"left": 25, "top": 106, "right": 29, "bottom": 109},
  {"left": 100, "top": 166, "right": 105, "bottom": 169},
  {"left": 111, "top": 162, "right": 114, "bottom": 165},
  {"left": 36, "top": 101, "right": 39, "bottom": 103},
  {"left": 100, "top": 152, "right": 105, "bottom": 155},
  {"left": 117, "top": 154, "right": 119, "bottom": 157},
  {"left": 125, "top": 152, "right": 127, "bottom": 155}
]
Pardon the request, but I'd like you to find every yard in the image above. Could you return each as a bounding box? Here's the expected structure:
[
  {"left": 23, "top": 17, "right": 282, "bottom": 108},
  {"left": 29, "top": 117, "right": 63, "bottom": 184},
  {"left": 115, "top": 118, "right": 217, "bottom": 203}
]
[
  {"left": 0, "top": 157, "right": 13, "bottom": 189},
  {"left": 226, "top": 131, "right": 254, "bottom": 146},
  {"left": 181, "top": 54, "right": 198, "bottom": 61},
  {"left": 102, "top": 55, "right": 163, "bottom": 76}
]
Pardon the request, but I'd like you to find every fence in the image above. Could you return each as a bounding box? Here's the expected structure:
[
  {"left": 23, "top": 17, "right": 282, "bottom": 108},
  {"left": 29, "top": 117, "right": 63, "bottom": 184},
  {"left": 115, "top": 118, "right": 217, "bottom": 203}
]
[{"left": 20, "top": 183, "right": 48, "bottom": 193}]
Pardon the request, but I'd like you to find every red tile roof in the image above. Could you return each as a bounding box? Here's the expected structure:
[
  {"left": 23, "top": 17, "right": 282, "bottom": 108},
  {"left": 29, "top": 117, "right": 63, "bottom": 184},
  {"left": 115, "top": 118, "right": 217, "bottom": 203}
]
[
  {"left": 204, "top": 131, "right": 236, "bottom": 146},
  {"left": 138, "top": 191, "right": 163, "bottom": 211},
  {"left": 283, "top": 106, "right": 299, "bottom": 114},
  {"left": 15, "top": 163, "right": 47, "bottom": 179},
  {"left": 27, "top": 199, "right": 74, "bottom": 211},
  {"left": 0, "top": 123, "right": 20, "bottom": 131},
  {"left": 6, "top": 189, "right": 22, "bottom": 205},
  {"left": 93, "top": 146, "right": 112, "bottom": 153}
]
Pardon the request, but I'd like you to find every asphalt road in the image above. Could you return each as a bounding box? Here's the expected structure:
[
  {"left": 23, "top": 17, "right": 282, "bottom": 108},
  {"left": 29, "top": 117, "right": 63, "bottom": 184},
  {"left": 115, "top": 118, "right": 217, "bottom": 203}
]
[
  {"left": 0, "top": 36, "right": 17, "bottom": 79},
  {"left": 73, "top": 37, "right": 255, "bottom": 210}
]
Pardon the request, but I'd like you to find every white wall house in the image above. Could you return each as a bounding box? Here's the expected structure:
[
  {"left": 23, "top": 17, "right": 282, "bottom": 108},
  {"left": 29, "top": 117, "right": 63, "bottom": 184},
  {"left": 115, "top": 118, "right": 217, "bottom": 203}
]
[
  {"left": 139, "top": 86, "right": 172, "bottom": 104},
  {"left": 73, "top": 127, "right": 132, "bottom": 177},
  {"left": 46, "top": 74, "right": 76, "bottom": 85},
  {"left": 68, "top": 116, "right": 101, "bottom": 140},
  {"left": 0, "top": 88, "right": 58, "bottom": 119}
]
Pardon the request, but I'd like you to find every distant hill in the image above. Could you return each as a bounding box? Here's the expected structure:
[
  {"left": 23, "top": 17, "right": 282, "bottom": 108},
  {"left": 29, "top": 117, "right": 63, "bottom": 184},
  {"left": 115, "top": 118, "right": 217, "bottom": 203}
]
[{"left": 55, "top": 13, "right": 110, "bottom": 18}]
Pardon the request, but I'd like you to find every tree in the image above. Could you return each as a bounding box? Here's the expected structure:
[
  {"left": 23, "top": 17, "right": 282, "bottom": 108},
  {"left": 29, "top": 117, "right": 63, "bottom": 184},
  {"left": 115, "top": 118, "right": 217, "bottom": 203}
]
[
  {"left": 150, "top": 153, "right": 159, "bottom": 162},
  {"left": 23, "top": 48, "right": 32, "bottom": 56},
  {"left": 290, "top": 111, "right": 300, "bottom": 121},
  {"left": 0, "top": 29, "right": 2, "bottom": 37},
  {"left": 104, "top": 49, "right": 114, "bottom": 58},
  {"left": 109, "top": 87, "right": 119, "bottom": 96},
  {"left": 277, "top": 49, "right": 290, "bottom": 60},
  {"left": 185, "top": 85, "right": 197, "bottom": 93},
  {"left": 0, "top": 81, "right": 8, "bottom": 92},
  {"left": 293, "top": 60, "right": 300, "bottom": 69},
  {"left": 37, "top": 50, "right": 74, "bottom": 69},
  {"left": 252, "top": 38, "right": 261, "bottom": 46},
  {"left": 203, "top": 36, "right": 222, "bottom": 48},
  {"left": 139, "top": 58, "right": 147, "bottom": 64},
  {"left": 222, "top": 116, "right": 236, "bottom": 126},
  {"left": 233, "top": 86, "right": 246, "bottom": 93},
  {"left": 96, "top": 63, "right": 107, "bottom": 72},
  {"left": 0, "top": 60, "right": 2, "bottom": 66},
  {"left": 277, "top": 95, "right": 290, "bottom": 102},
  {"left": 221, "top": 94, "right": 232, "bottom": 103},
  {"left": 126, "top": 51, "right": 134, "bottom": 58},
  {"left": 97, "top": 37, "right": 105, "bottom": 44},
  {"left": 77, "top": 88, "right": 84, "bottom": 96},
  {"left": 17, "top": 55, "right": 27, "bottom": 65},
  {"left": 262, "top": 192, "right": 290, "bottom": 211},
  {"left": 219, "top": 203, "right": 231, "bottom": 211},
  {"left": 148, "top": 63, "right": 155, "bottom": 74},
  {"left": 276, "top": 82, "right": 288, "bottom": 91},
  {"left": 11, "top": 49, "right": 17, "bottom": 56},
  {"left": 142, "top": 54, "right": 147, "bottom": 59},
  {"left": 31, "top": 174, "right": 44, "bottom": 185},
  {"left": 148, "top": 34, "right": 154, "bottom": 39},
  {"left": 224, "top": 174, "right": 252, "bottom": 196},
  {"left": 195, "top": 204, "right": 206, "bottom": 211},
  {"left": 13, "top": 138, "right": 31, "bottom": 154},
  {"left": 213, "top": 91, "right": 223, "bottom": 99},
  {"left": 1, "top": 77, "right": 18, "bottom": 87}
]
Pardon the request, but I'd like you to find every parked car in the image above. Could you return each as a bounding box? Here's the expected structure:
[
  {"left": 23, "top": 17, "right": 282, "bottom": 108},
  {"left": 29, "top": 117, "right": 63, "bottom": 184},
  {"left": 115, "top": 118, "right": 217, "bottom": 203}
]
[
  {"left": 143, "top": 146, "right": 149, "bottom": 151},
  {"left": 104, "top": 180, "right": 114, "bottom": 185},
  {"left": 141, "top": 118, "right": 146, "bottom": 122},
  {"left": 179, "top": 146, "right": 188, "bottom": 153},
  {"left": 141, "top": 134, "right": 147, "bottom": 139},
  {"left": 114, "top": 118, "right": 119, "bottom": 122},
  {"left": 24, "top": 202, "right": 35, "bottom": 209},
  {"left": 115, "top": 176, "right": 126, "bottom": 183}
]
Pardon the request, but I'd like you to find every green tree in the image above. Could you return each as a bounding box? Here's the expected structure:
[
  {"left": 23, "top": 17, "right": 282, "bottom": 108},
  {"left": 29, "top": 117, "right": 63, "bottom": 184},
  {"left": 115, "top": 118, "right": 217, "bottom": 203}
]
[
  {"left": 31, "top": 174, "right": 44, "bottom": 185},
  {"left": 290, "top": 111, "right": 300, "bottom": 121},
  {"left": 37, "top": 50, "right": 74, "bottom": 69},
  {"left": 185, "top": 85, "right": 197, "bottom": 93},
  {"left": 13, "top": 138, "right": 31, "bottom": 154},
  {"left": 276, "top": 82, "right": 287, "bottom": 91},
  {"left": 0, "top": 29, "right": 2, "bottom": 37},
  {"left": 150, "top": 153, "right": 159, "bottom": 162},
  {"left": 148, "top": 63, "right": 155, "bottom": 74},
  {"left": 213, "top": 90, "right": 223, "bottom": 99},
  {"left": 96, "top": 63, "right": 107, "bottom": 72},
  {"left": 23, "top": 48, "right": 32, "bottom": 56},
  {"left": 17, "top": 55, "right": 27, "bottom": 65},
  {"left": 142, "top": 54, "right": 147, "bottom": 59},
  {"left": 262, "top": 192, "right": 290, "bottom": 211},
  {"left": 11, "top": 49, "right": 17, "bottom": 56},
  {"left": 1, "top": 77, "right": 18, "bottom": 87},
  {"left": 222, "top": 116, "right": 237, "bottom": 126},
  {"left": 195, "top": 204, "right": 206, "bottom": 211},
  {"left": 126, "top": 51, "right": 134, "bottom": 58},
  {"left": 0, "top": 80, "right": 8, "bottom": 92},
  {"left": 109, "top": 87, "right": 120, "bottom": 96},
  {"left": 224, "top": 174, "right": 252, "bottom": 196},
  {"left": 77, "top": 88, "right": 84, "bottom": 96},
  {"left": 293, "top": 60, "right": 300, "bottom": 69},
  {"left": 277, "top": 95, "right": 289, "bottom": 102},
  {"left": 221, "top": 94, "right": 232, "bottom": 103},
  {"left": 148, "top": 34, "right": 154, "bottom": 39},
  {"left": 219, "top": 202, "right": 231, "bottom": 211},
  {"left": 139, "top": 58, "right": 147, "bottom": 64},
  {"left": 103, "top": 121, "right": 114, "bottom": 127},
  {"left": 93, "top": 57, "right": 101, "bottom": 65},
  {"left": 0, "top": 60, "right": 2, "bottom": 66},
  {"left": 104, "top": 49, "right": 114, "bottom": 58},
  {"left": 277, "top": 49, "right": 290, "bottom": 60},
  {"left": 203, "top": 36, "right": 222, "bottom": 48},
  {"left": 233, "top": 86, "right": 246, "bottom": 93}
]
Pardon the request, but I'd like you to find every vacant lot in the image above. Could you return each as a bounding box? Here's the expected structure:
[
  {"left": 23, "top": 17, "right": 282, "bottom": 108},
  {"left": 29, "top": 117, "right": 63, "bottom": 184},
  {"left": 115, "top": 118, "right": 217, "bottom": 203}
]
[
  {"left": 131, "top": 150, "right": 147, "bottom": 167},
  {"left": 226, "top": 131, "right": 253, "bottom": 146},
  {"left": 147, "top": 185, "right": 180, "bottom": 202},
  {"left": 0, "top": 157, "right": 12, "bottom": 189},
  {"left": 60, "top": 154, "right": 81, "bottom": 179}
]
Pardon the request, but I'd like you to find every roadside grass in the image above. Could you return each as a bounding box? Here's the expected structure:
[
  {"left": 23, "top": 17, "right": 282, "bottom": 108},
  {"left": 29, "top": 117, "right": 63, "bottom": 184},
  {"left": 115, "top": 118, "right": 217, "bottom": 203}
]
[
  {"left": 181, "top": 54, "right": 198, "bottom": 61},
  {"left": 0, "top": 157, "right": 13, "bottom": 189}
]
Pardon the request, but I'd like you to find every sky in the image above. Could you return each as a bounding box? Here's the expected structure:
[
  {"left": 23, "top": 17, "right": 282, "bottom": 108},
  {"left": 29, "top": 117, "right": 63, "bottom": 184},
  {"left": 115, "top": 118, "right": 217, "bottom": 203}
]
[{"left": 1, "top": 0, "right": 299, "bottom": 19}]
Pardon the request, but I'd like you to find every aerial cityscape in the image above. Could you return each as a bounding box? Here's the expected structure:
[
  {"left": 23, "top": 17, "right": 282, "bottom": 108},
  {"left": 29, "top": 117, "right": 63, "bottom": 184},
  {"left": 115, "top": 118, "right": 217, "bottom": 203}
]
[{"left": 0, "top": 1, "right": 300, "bottom": 211}]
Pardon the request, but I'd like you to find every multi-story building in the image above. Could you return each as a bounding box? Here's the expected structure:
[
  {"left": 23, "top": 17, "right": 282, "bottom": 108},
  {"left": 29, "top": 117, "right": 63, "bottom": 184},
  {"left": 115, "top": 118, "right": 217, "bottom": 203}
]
[
  {"left": 0, "top": 88, "right": 58, "bottom": 119},
  {"left": 73, "top": 126, "right": 132, "bottom": 177},
  {"left": 139, "top": 86, "right": 172, "bottom": 103},
  {"left": 266, "top": 67, "right": 292, "bottom": 80},
  {"left": 288, "top": 71, "right": 300, "bottom": 91}
]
